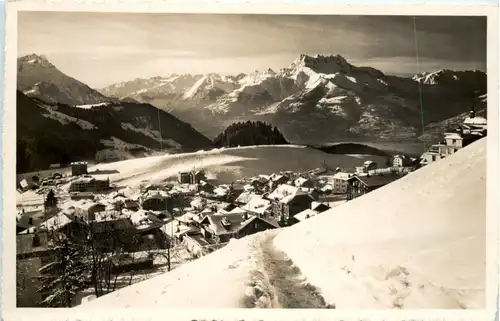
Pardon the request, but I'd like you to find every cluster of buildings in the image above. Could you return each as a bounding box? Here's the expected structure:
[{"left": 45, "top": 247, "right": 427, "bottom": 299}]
[
  {"left": 420, "top": 107, "right": 487, "bottom": 166},
  {"left": 18, "top": 139, "right": 434, "bottom": 307}
]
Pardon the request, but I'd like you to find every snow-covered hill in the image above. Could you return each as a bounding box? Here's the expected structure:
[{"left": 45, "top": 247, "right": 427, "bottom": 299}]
[
  {"left": 18, "top": 54, "right": 113, "bottom": 106},
  {"left": 16, "top": 91, "right": 213, "bottom": 173},
  {"left": 83, "top": 138, "right": 488, "bottom": 309},
  {"left": 102, "top": 54, "right": 486, "bottom": 142},
  {"left": 85, "top": 144, "right": 388, "bottom": 188}
]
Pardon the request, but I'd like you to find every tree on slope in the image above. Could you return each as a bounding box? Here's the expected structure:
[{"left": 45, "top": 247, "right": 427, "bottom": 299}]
[
  {"left": 44, "top": 189, "right": 58, "bottom": 209},
  {"left": 37, "top": 232, "right": 91, "bottom": 307}
]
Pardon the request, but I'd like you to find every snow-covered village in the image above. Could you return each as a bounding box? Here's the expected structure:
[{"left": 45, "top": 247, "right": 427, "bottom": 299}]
[
  {"left": 16, "top": 106, "right": 488, "bottom": 308},
  {"left": 10, "top": 12, "right": 493, "bottom": 311}
]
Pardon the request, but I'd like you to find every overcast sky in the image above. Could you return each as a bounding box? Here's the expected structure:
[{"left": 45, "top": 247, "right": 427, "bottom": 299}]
[{"left": 18, "top": 12, "right": 486, "bottom": 88}]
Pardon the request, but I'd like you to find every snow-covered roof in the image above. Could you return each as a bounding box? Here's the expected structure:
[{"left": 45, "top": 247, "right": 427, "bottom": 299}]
[
  {"left": 332, "top": 172, "right": 353, "bottom": 180},
  {"left": 241, "top": 195, "right": 271, "bottom": 214},
  {"left": 268, "top": 184, "right": 299, "bottom": 201},
  {"left": 294, "top": 209, "right": 319, "bottom": 221},
  {"left": 464, "top": 116, "right": 487, "bottom": 126},
  {"left": 294, "top": 177, "right": 311, "bottom": 187},
  {"left": 280, "top": 191, "right": 313, "bottom": 204},
  {"left": 40, "top": 213, "right": 74, "bottom": 231}
]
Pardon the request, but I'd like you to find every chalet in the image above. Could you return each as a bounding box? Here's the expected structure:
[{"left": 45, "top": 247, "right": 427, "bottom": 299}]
[
  {"left": 273, "top": 192, "right": 315, "bottom": 224},
  {"left": 141, "top": 190, "right": 173, "bottom": 212},
  {"left": 294, "top": 177, "right": 315, "bottom": 189},
  {"left": 346, "top": 174, "right": 401, "bottom": 200},
  {"left": 363, "top": 160, "right": 378, "bottom": 171},
  {"left": 463, "top": 107, "right": 487, "bottom": 131},
  {"left": 251, "top": 176, "right": 270, "bottom": 190},
  {"left": 89, "top": 218, "right": 137, "bottom": 252},
  {"left": 19, "top": 179, "right": 30, "bottom": 192},
  {"left": 198, "top": 181, "right": 215, "bottom": 194},
  {"left": 229, "top": 182, "right": 245, "bottom": 197},
  {"left": 70, "top": 161, "right": 88, "bottom": 176},
  {"left": 69, "top": 177, "right": 110, "bottom": 193},
  {"left": 393, "top": 155, "right": 412, "bottom": 168},
  {"left": 72, "top": 201, "right": 106, "bottom": 221},
  {"left": 241, "top": 194, "right": 272, "bottom": 218},
  {"left": 355, "top": 166, "right": 368, "bottom": 175},
  {"left": 191, "top": 171, "right": 207, "bottom": 184},
  {"left": 39, "top": 213, "right": 89, "bottom": 242},
  {"left": 123, "top": 199, "right": 140, "bottom": 211},
  {"left": 178, "top": 172, "right": 192, "bottom": 184},
  {"left": 332, "top": 172, "right": 354, "bottom": 194},
  {"left": 268, "top": 174, "right": 289, "bottom": 190},
  {"left": 267, "top": 184, "right": 300, "bottom": 201},
  {"left": 17, "top": 209, "right": 43, "bottom": 233},
  {"left": 199, "top": 213, "right": 278, "bottom": 244}
]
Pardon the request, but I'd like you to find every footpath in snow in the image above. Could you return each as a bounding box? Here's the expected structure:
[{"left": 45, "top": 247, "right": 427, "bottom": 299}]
[{"left": 242, "top": 231, "right": 331, "bottom": 309}]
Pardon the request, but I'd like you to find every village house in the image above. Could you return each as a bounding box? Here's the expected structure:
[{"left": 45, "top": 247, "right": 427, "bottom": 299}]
[
  {"left": 292, "top": 201, "right": 331, "bottom": 223},
  {"left": 272, "top": 191, "right": 315, "bottom": 224},
  {"left": 198, "top": 181, "right": 215, "bottom": 194},
  {"left": 392, "top": 155, "right": 411, "bottom": 167},
  {"left": 191, "top": 170, "right": 207, "bottom": 184},
  {"left": 70, "top": 161, "right": 88, "bottom": 176},
  {"left": 178, "top": 172, "right": 191, "bottom": 184},
  {"left": 346, "top": 174, "right": 402, "bottom": 200},
  {"left": 199, "top": 212, "right": 278, "bottom": 244},
  {"left": 268, "top": 174, "right": 289, "bottom": 190},
  {"left": 332, "top": 172, "right": 354, "bottom": 194},
  {"left": 89, "top": 217, "right": 137, "bottom": 252},
  {"left": 363, "top": 160, "right": 378, "bottom": 171},
  {"left": 16, "top": 209, "right": 44, "bottom": 233},
  {"left": 141, "top": 190, "right": 173, "bottom": 212},
  {"left": 241, "top": 194, "right": 273, "bottom": 218},
  {"left": 16, "top": 231, "right": 54, "bottom": 307},
  {"left": 122, "top": 199, "right": 140, "bottom": 212},
  {"left": 71, "top": 201, "right": 107, "bottom": 221},
  {"left": 294, "top": 177, "right": 315, "bottom": 189},
  {"left": 68, "top": 177, "right": 110, "bottom": 193}
]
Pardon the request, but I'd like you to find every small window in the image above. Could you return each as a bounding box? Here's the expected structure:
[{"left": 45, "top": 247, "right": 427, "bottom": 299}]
[{"left": 28, "top": 218, "right": 33, "bottom": 225}]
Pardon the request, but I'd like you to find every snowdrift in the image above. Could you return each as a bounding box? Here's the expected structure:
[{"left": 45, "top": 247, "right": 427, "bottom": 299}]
[
  {"left": 274, "top": 138, "right": 487, "bottom": 309},
  {"left": 84, "top": 139, "right": 486, "bottom": 309}
]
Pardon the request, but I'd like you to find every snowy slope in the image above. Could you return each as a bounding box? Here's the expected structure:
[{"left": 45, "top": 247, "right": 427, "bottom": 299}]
[
  {"left": 88, "top": 144, "right": 387, "bottom": 187},
  {"left": 275, "top": 138, "right": 487, "bottom": 309},
  {"left": 84, "top": 138, "right": 487, "bottom": 309}
]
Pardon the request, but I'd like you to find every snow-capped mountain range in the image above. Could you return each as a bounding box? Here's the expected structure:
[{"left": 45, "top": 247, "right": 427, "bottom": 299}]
[
  {"left": 17, "top": 53, "right": 487, "bottom": 146},
  {"left": 100, "top": 54, "right": 487, "bottom": 142}
]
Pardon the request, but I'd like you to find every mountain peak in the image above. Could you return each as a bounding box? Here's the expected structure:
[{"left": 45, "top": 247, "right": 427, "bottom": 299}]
[
  {"left": 18, "top": 53, "right": 55, "bottom": 68},
  {"left": 290, "top": 53, "right": 352, "bottom": 75}
]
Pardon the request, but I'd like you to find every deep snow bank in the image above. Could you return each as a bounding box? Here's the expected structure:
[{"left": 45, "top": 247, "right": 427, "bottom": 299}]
[
  {"left": 274, "top": 138, "right": 487, "bottom": 309},
  {"left": 81, "top": 235, "right": 262, "bottom": 308}
]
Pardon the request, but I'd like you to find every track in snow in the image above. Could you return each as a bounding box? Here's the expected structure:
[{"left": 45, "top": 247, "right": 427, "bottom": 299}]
[{"left": 242, "top": 232, "right": 333, "bottom": 309}]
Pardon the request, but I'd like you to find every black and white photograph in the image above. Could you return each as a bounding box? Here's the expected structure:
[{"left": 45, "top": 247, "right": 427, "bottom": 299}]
[{"left": 3, "top": 3, "right": 498, "bottom": 316}]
